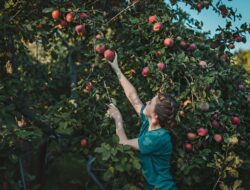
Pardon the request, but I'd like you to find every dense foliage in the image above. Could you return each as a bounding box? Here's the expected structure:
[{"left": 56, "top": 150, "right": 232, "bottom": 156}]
[{"left": 0, "top": 0, "right": 249, "bottom": 189}]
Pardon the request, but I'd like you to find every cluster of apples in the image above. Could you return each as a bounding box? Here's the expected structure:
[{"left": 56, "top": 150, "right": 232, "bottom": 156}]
[
  {"left": 183, "top": 112, "right": 241, "bottom": 152},
  {"left": 51, "top": 9, "right": 89, "bottom": 36},
  {"left": 143, "top": 15, "right": 198, "bottom": 77},
  {"left": 184, "top": 126, "right": 224, "bottom": 152},
  {"left": 94, "top": 35, "right": 116, "bottom": 62}
]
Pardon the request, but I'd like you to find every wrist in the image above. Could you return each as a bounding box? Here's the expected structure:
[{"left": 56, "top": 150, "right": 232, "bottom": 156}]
[{"left": 114, "top": 67, "right": 121, "bottom": 74}]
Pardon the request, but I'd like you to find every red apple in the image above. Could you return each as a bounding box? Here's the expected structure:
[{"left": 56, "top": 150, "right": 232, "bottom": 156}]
[
  {"left": 157, "top": 62, "right": 165, "bottom": 71},
  {"left": 79, "top": 12, "right": 89, "bottom": 19},
  {"left": 148, "top": 15, "right": 156, "bottom": 23},
  {"left": 184, "top": 143, "right": 192, "bottom": 152},
  {"left": 52, "top": 10, "right": 60, "bottom": 20},
  {"left": 214, "top": 134, "right": 223, "bottom": 144},
  {"left": 80, "top": 138, "right": 87, "bottom": 147},
  {"left": 86, "top": 82, "right": 93, "bottom": 91},
  {"left": 59, "top": 20, "right": 67, "bottom": 28},
  {"left": 187, "top": 43, "right": 197, "bottom": 51},
  {"left": 95, "top": 44, "right": 106, "bottom": 54},
  {"left": 212, "top": 114, "right": 219, "bottom": 119},
  {"left": 235, "top": 35, "right": 242, "bottom": 42},
  {"left": 211, "top": 121, "right": 220, "bottom": 127},
  {"left": 197, "top": 128, "right": 208, "bottom": 137},
  {"left": 75, "top": 24, "right": 85, "bottom": 36},
  {"left": 247, "top": 97, "right": 250, "bottom": 102},
  {"left": 231, "top": 117, "right": 240, "bottom": 125},
  {"left": 66, "top": 12, "right": 74, "bottom": 22},
  {"left": 197, "top": 2, "right": 203, "bottom": 11},
  {"left": 153, "top": 22, "right": 162, "bottom": 32},
  {"left": 179, "top": 40, "right": 187, "bottom": 48},
  {"left": 187, "top": 132, "right": 197, "bottom": 141},
  {"left": 104, "top": 49, "right": 115, "bottom": 61},
  {"left": 142, "top": 67, "right": 149, "bottom": 77},
  {"left": 219, "top": 5, "right": 229, "bottom": 17},
  {"left": 228, "top": 43, "right": 235, "bottom": 49},
  {"left": 164, "top": 38, "right": 174, "bottom": 47}
]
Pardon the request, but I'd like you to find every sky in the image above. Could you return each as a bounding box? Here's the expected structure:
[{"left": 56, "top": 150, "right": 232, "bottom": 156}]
[{"left": 164, "top": 0, "right": 250, "bottom": 52}]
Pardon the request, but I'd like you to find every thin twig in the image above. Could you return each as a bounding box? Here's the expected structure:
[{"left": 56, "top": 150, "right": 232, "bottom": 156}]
[
  {"left": 105, "top": 0, "right": 140, "bottom": 25},
  {"left": 9, "top": 9, "right": 22, "bottom": 21}
]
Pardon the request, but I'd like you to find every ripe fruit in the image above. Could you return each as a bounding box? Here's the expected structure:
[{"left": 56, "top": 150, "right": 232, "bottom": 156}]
[
  {"left": 219, "top": 5, "right": 229, "bottom": 17},
  {"left": 142, "top": 67, "right": 149, "bottom": 77},
  {"left": 52, "top": 10, "right": 60, "bottom": 20},
  {"left": 211, "top": 121, "right": 220, "bottom": 127},
  {"left": 212, "top": 114, "right": 219, "bottom": 119},
  {"left": 75, "top": 24, "right": 85, "bottom": 36},
  {"left": 197, "top": 2, "right": 203, "bottom": 11},
  {"left": 214, "top": 134, "right": 223, "bottom": 144},
  {"left": 228, "top": 43, "right": 235, "bottom": 49},
  {"left": 197, "top": 128, "right": 208, "bottom": 137},
  {"left": 80, "top": 138, "right": 87, "bottom": 147},
  {"left": 157, "top": 62, "right": 165, "bottom": 71},
  {"left": 164, "top": 38, "right": 174, "bottom": 47},
  {"left": 198, "top": 60, "right": 207, "bottom": 69},
  {"left": 247, "top": 97, "right": 250, "bottom": 102},
  {"left": 66, "top": 12, "right": 74, "bottom": 22},
  {"left": 187, "top": 132, "right": 197, "bottom": 141},
  {"left": 231, "top": 117, "right": 240, "bottom": 125},
  {"left": 95, "top": 44, "right": 106, "bottom": 54},
  {"left": 179, "top": 40, "right": 187, "bottom": 48},
  {"left": 187, "top": 43, "right": 197, "bottom": 51},
  {"left": 153, "top": 22, "right": 163, "bottom": 32},
  {"left": 184, "top": 143, "right": 192, "bottom": 152},
  {"left": 79, "top": 12, "right": 89, "bottom": 19},
  {"left": 148, "top": 15, "right": 156, "bottom": 23},
  {"left": 83, "top": 82, "right": 93, "bottom": 93},
  {"left": 234, "top": 35, "right": 242, "bottom": 42},
  {"left": 59, "top": 20, "right": 67, "bottom": 28},
  {"left": 104, "top": 49, "right": 115, "bottom": 61},
  {"left": 86, "top": 82, "right": 93, "bottom": 91}
]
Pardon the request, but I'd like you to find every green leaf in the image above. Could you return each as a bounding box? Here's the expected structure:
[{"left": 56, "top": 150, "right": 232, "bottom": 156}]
[{"left": 42, "top": 8, "right": 53, "bottom": 13}]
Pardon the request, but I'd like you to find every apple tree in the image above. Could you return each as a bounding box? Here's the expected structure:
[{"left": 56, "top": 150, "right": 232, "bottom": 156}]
[{"left": 0, "top": 0, "right": 249, "bottom": 189}]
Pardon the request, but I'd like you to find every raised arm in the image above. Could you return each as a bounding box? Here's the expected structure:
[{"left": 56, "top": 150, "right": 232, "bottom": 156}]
[{"left": 108, "top": 53, "right": 144, "bottom": 115}]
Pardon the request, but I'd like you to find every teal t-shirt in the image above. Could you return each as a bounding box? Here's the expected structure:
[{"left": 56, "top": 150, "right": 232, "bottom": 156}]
[{"left": 137, "top": 105, "right": 178, "bottom": 190}]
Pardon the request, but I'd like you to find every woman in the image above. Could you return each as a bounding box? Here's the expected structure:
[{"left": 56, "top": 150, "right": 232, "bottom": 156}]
[{"left": 106, "top": 53, "right": 178, "bottom": 190}]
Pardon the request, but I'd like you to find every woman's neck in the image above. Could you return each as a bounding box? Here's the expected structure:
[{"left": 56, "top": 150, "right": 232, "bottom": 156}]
[{"left": 148, "top": 119, "right": 161, "bottom": 131}]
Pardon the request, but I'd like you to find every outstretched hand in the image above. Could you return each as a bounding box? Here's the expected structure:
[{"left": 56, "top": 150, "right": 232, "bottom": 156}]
[
  {"left": 105, "top": 103, "right": 122, "bottom": 121},
  {"left": 108, "top": 52, "right": 120, "bottom": 71}
]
